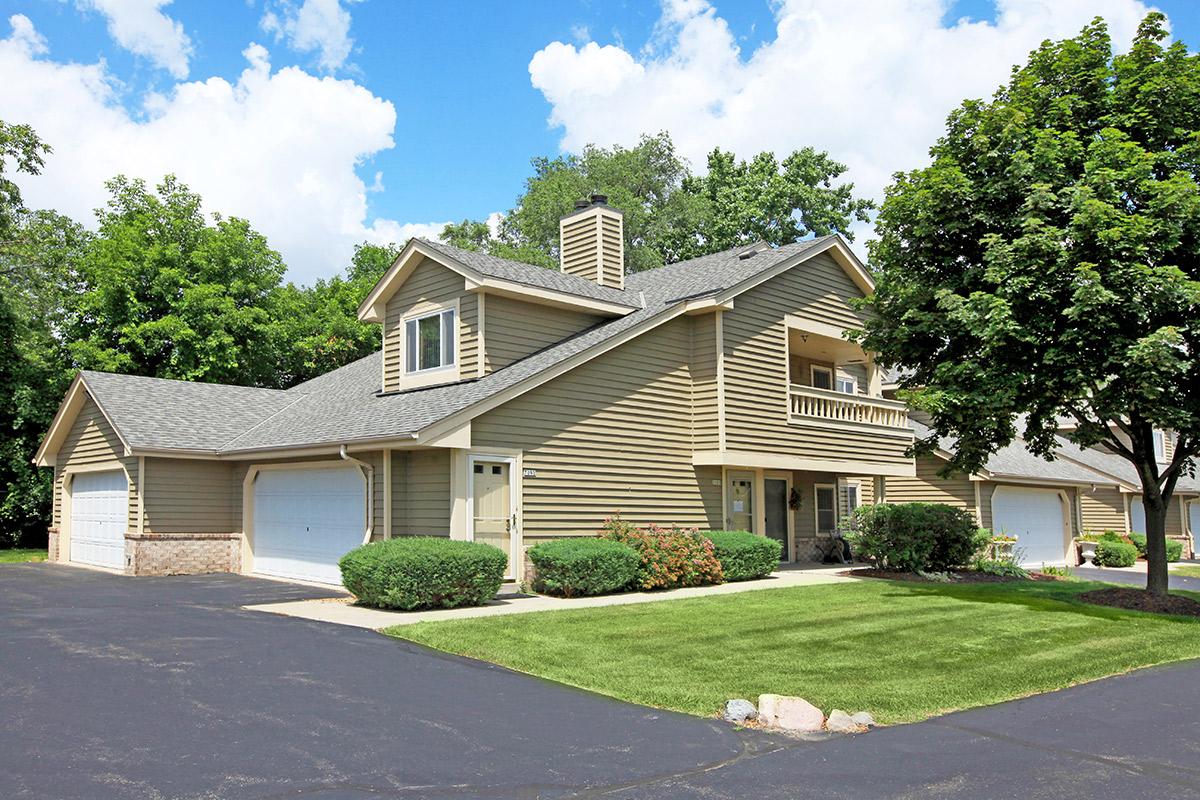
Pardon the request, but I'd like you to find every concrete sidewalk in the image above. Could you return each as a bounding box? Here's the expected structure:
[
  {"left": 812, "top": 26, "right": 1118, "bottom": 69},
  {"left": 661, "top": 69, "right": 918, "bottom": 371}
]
[{"left": 244, "top": 565, "right": 855, "bottom": 629}]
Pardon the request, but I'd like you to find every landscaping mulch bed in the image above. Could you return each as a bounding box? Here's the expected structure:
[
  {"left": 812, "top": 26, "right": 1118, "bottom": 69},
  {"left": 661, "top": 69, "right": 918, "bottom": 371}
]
[
  {"left": 843, "top": 568, "right": 1058, "bottom": 584},
  {"left": 1079, "top": 588, "right": 1200, "bottom": 618}
]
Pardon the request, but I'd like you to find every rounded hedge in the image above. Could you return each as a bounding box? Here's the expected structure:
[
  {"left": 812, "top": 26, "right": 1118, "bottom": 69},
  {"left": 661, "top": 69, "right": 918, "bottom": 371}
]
[
  {"left": 1093, "top": 539, "right": 1138, "bottom": 568},
  {"left": 845, "top": 503, "right": 987, "bottom": 573},
  {"left": 705, "top": 531, "right": 781, "bottom": 581},
  {"left": 339, "top": 537, "right": 507, "bottom": 610},
  {"left": 1127, "top": 533, "right": 1183, "bottom": 562},
  {"left": 527, "top": 538, "right": 639, "bottom": 597}
]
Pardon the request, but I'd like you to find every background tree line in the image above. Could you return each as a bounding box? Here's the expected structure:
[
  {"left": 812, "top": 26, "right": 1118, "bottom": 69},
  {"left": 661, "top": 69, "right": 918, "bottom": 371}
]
[{"left": 0, "top": 123, "right": 869, "bottom": 547}]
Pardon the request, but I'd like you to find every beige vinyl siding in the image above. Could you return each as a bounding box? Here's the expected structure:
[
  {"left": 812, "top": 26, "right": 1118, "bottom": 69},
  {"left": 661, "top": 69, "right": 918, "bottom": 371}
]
[
  {"left": 560, "top": 214, "right": 599, "bottom": 283},
  {"left": 52, "top": 395, "right": 138, "bottom": 530},
  {"left": 474, "top": 317, "right": 718, "bottom": 539},
  {"left": 885, "top": 455, "right": 976, "bottom": 514},
  {"left": 600, "top": 213, "right": 623, "bottom": 287},
  {"left": 381, "top": 257, "right": 466, "bottom": 392},
  {"left": 1167, "top": 496, "right": 1183, "bottom": 537},
  {"left": 838, "top": 363, "right": 868, "bottom": 395},
  {"left": 459, "top": 292, "right": 481, "bottom": 379},
  {"left": 394, "top": 449, "right": 451, "bottom": 535},
  {"left": 1080, "top": 486, "right": 1126, "bottom": 534},
  {"left": 722, "top": 254, "right": 910, "bottom": 466},
  {"left": 483, "top": 294, "right": 601, "bottom": 372},
  {"left": 691, "top": 313, "right": 720, "bottom": 450},
  {"left": 143, "top": 458, "right": 235, "bottom": 533},
  {"left": 791, "top": 471, "right": 838, "bottom": 540}
]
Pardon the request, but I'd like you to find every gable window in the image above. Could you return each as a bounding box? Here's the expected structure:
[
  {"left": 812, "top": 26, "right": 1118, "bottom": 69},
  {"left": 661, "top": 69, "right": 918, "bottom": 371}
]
[
  {"left": 810, "top": 365, "right": 833, "bottom": 391},
  {"left": 836, "top": 374, "right": 858, "bottom": 395},
  {"left": 405, "top": 309, "right": 456, "bottom": 373},
  {"left": 1153, "top": 430, "right": 1166, "bottom": 461},
  {"left": 815, "top": 484, "right": 837, "bottom": 534}
]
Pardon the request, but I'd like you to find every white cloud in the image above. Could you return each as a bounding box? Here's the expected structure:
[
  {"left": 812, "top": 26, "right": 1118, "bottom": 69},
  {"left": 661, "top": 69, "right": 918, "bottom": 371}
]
[
  {"left": 529, "top": 0, "right": 1161, "bottom": 248},
  {"left": 261, "top": 0, "right": 356, "bottom": 72},
  {"left": 0, "top": 17, "right": 432, "bottom": 284},
  {"left": 76, "top": 0, "right": 192, "bottom": 79}
]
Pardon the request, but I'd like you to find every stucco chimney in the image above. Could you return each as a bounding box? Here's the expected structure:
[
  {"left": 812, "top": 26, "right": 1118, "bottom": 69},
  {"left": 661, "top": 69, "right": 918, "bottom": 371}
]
[{"left": 559, "top": 194, "right": 624, "bottom": 289}]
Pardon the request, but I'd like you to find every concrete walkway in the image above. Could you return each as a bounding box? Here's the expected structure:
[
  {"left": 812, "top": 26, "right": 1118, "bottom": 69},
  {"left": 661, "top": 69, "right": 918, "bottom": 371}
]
[{"left": 244, "top": 564, "right": 854, "bottom": 629}]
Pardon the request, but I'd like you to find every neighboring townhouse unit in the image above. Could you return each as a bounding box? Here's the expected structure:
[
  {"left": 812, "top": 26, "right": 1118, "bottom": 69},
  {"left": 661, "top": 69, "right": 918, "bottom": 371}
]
[
  {"left": 884, "top": 418, "right": 1199, "bottom": 565},
  {"left": 36, "top": 196, "right": 915, "bottom": 585}
]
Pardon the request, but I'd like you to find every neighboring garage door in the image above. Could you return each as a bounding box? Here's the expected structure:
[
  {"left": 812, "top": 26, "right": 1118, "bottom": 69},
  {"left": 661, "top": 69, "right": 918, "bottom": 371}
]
[
  {"left": 1190, "top": 502, "right": 1200, "bottom": 540},
  {"left": 252, "top": 466, "right": 366, "bottom": 584},
  {"left": 991, "top": 486, "right": 1069, "bottom": 565},
  {"left": 70, "top": 470, "right": 128, "bottom": 570}
]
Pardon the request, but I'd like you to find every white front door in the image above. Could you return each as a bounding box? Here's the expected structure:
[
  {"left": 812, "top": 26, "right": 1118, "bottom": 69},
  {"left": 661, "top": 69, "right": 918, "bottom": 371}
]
[
  {"left": 991, "top": 486, "right": 1069, "bottom": 565},
  {"left": 470, "top": 458, "right": 516, "bottom": 577},
  {"left": 1130, "top": 497, "right": 1146, "bottom": 536},
  {"left": 726, "top": 471, "right": 755, "bottom": 532},
  {"left": 69, "top": 470, "right": 128, "bottom": 569},
  {"left": 253, "top": 466, "right": 366, "bottom": 585}
]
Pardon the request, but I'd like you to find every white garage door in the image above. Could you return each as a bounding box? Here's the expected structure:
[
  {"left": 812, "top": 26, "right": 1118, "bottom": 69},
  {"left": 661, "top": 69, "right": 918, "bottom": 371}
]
[
  {"left": 70, "top": 470, "right": 128, "bottom": 569},
  {"left": 252, "top": 466, "right": 366, "bottom": 585},
  {"left": 1190, "top": 502, "right": 1199, "bottom": 540},
  {"left": 1130, "top": 498, "right": 1145, "bottom": 535},
  {"left": 991, "top": 486, "right": 1068, "bottom": 566}
]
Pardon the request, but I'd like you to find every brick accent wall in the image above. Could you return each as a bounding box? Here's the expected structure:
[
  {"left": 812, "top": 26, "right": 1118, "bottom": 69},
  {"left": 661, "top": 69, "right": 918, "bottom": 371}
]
[{"left": 124, "top": 533, "right": 241, "bottom": 576}]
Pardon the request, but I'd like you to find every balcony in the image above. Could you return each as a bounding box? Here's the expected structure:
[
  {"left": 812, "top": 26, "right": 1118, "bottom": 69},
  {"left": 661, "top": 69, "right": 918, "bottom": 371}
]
[{"left": 789, "top": 384, "right": 909, "bottom": 430}]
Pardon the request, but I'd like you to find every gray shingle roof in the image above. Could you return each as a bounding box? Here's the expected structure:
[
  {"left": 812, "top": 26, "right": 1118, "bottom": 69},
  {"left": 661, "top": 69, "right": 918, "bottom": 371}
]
[
  {"left": 80, "top": 371, "right": 302, "bottom": 451},
  {"left": 910, "top": 419, "right": 1125, "bottom": 486},
  {"left": 415, "top": 239, "right": 641, "bottom": 308},
  {"left": 79, "top": 236, "right": 838, "bottom": 454},
  {"left": 1053, "top": 436, "right": 1200, "bottom": 494}
]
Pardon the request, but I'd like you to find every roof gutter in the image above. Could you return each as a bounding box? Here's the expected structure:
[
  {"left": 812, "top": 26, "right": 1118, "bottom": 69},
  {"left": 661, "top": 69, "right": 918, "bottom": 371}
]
[{"left": 340, "top": 444, "right": 375, "bottom": 545}]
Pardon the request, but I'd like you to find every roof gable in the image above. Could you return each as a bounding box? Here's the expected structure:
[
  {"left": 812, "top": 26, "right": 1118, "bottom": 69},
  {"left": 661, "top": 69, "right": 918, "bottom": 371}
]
[{"left": 357, "top": 239, "right": 641, "bottom": 323}]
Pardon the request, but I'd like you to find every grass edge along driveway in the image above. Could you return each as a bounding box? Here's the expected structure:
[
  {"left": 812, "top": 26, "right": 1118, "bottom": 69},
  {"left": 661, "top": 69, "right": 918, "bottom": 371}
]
[
  {"left": 388, "top": 579, "right": 1200, "bottom": 725},
  {"left": 0, "top": 548, "right": 47, "bottom": 563}
]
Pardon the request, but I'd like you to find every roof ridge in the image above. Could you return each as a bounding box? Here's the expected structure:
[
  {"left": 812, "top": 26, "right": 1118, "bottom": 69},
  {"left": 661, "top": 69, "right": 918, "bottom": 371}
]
[
  {"left": 81, "top": 370, "right": 292, "bottom": 395},
  {"left": 217, "top": 391, "right": 316, "bottom": 450}
]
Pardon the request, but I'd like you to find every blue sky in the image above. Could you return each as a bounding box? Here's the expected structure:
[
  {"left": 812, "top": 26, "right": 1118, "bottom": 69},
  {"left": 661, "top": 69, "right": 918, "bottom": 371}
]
[{"left": 2, "top": 0, "right": 1197, "bottom": 283}]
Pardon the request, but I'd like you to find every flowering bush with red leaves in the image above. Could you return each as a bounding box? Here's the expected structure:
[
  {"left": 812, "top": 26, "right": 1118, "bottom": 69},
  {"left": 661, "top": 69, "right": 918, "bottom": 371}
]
[{"left": 600, "top": 515, "right": 724, "bottom": 590}]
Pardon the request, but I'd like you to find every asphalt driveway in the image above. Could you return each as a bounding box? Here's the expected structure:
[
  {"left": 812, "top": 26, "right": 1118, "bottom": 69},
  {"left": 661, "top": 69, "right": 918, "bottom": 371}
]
[{"left": 3, "top": 564, "right": 1200, "bottom": 799}]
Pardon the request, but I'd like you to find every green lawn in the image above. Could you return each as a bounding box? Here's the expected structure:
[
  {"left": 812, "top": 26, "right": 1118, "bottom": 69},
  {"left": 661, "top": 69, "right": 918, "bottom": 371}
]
[
  {"left": 389, "top": 579, "right": 1200, "bottom": 724},
  {"left": 1172, "top": 565, "right": 1200, "bottom": 578},
  {"left": 0, "top": 548, "right": 47, "bottom": 563}
]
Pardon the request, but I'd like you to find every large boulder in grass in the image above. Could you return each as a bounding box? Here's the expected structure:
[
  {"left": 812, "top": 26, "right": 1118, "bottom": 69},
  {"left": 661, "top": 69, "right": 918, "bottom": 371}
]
[{"left": 758, "top": 694, "right": 824, "bottom": 732}]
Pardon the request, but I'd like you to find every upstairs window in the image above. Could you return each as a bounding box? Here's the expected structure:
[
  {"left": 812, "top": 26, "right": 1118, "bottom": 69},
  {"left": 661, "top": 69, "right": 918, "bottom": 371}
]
[
  {"left": 1153, "top": 430, "right": 1166, "bottom": 461},
  {"left": 405, "top": 309, "right": 456, "bottom": 373},
  {"left": 810, "top": 365, "right": 833, "bottom": 391},
  {"left": 836, "top": 375, "right": 858, "bottom": 395}
]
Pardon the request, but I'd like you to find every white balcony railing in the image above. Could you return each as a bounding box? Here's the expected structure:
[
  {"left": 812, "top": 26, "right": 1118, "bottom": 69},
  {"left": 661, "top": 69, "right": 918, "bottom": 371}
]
[{"left": 789, "top": 384, "right": 909, "bottom": 430}]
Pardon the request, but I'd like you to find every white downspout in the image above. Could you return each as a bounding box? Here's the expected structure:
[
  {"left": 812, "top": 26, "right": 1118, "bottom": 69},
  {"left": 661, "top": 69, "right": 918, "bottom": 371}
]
[{"left": 340, "top": 445, "right": 375, "bottom": 545}]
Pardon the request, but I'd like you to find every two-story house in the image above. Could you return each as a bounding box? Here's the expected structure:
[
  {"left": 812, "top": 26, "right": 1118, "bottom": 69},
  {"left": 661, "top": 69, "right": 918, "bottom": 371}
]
[{"left": 35, "top": 196, "right": 914, "bottom": 585}]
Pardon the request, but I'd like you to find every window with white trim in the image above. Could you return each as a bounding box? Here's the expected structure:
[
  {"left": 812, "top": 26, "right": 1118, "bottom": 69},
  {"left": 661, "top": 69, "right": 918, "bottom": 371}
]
[
  {"left": 815, "top": 484, "right": 837, "bottom": 534},
  {"left": 405, "top": 309, "right": 456, "bottom": 373},
  {"left": 810, "top": 365, "right": 833, "bottom": 391},
  {"left": 1153, "top": 430, "right": 1166, "bottom": 461},
  {"left": 836, "top": 374, "right": 858, "bottom": 395},
  {"left": 846, "top": 482, "right": 860, "bottom": 513}
]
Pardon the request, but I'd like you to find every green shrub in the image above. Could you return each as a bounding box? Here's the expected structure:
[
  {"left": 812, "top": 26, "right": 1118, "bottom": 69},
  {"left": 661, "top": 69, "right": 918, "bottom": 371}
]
[
  {"left": 339, "top": 537, "right": 507, "bottom": 610},
  {"left": 972, "top": 558, "right": 1029, "bottom": 579},
  {"left": 1168, "top": 539, "right": 1184, "bottom": 562},
  {"left": 704, "top": 531, "right": 781, "bottom": 581},
  {"left": 845, "top": 503, "right": 988, "bottom": 573},
  {"left": 600, "top": 516, "right": 724, "bottom": 590},
  {"left": 528, "top": 538, "right": 639, "bottom": 597},
  {"left": 1093, "top": 539, "right": 1138, "bottom": 568},
  {"left": 1129, "top": 532, "right": 1147, "bottom": 555}
]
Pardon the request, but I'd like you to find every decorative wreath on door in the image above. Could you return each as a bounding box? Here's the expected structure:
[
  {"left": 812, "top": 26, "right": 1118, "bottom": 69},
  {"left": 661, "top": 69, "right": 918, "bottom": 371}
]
[{"left": 788, "top": 487, "right": 802, "bottom": 510}]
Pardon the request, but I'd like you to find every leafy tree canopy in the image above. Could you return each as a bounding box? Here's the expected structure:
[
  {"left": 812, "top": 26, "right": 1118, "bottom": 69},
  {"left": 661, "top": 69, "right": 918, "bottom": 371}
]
[
  {"left": 856, "top": 14, "right": 1200, "bottom": 595},
  {"left": 61, "top": 175, "right": 286, "bottom": 387},
  {"left": 442, "top": 132, "right": 871, "bottom": 272}
]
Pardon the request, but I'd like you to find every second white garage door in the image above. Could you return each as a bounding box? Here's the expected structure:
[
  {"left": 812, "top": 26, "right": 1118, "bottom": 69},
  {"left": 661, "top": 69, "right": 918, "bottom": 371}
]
[
  {"left": 252, "top": 466, "right": 366, "bottom": 585},
  {"left": 69, "top": 470, "right": 128, "bottom": 570},
  {"left": 991, "top": 486, "right": 1069, "bottom": 566}
]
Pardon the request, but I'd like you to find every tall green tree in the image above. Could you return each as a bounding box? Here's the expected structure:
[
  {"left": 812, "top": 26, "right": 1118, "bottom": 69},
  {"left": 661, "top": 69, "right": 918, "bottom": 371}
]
[
  {"left": 271, "top": 242, "right": 399, "bottom": 386},
  {"left": 444, "top": 132, "right": 869, "bottom": 272},
  {"left": 0, "top": 121, "right": 60, "bottom": 546},
  {"left": 856, "top": 14, "right": 1200, "bottom": 597},
  {"left": 62, "top": 175, "right": 286, "bottom": 386}
]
